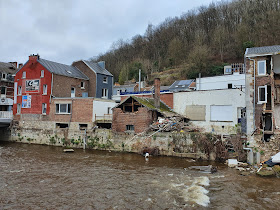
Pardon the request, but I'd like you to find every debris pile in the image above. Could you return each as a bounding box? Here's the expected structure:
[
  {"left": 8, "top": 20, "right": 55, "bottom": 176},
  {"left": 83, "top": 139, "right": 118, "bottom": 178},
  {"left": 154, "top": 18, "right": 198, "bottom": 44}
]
[{"left": 150, "top": 117, "right": 199, "bottom": 132}]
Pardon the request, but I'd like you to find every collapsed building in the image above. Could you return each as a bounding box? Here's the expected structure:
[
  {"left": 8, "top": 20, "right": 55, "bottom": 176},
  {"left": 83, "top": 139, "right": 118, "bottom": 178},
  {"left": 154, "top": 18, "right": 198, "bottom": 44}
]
[{"left": 245, "top": 45, "right": 280, "bottom": 144}]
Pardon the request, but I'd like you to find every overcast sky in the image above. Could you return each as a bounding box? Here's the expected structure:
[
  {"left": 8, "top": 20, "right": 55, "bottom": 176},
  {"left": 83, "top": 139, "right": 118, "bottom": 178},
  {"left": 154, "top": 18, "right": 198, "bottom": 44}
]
[{"left": 0, "top": 0, "right": 218, "bottom": 65}]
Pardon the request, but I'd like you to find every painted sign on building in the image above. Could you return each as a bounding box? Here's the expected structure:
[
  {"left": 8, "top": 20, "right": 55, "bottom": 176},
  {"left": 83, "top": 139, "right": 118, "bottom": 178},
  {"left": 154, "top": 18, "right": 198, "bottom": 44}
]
[
  {"left": 22, "top": 95, "right": 31, "bottom": 108},
  {"left": 26, "top": 79, "right": 40, "bottom": 92}
]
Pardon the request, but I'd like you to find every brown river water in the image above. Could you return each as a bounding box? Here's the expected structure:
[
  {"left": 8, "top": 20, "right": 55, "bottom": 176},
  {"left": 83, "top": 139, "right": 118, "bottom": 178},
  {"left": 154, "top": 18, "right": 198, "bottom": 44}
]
[{"left": 0, "top": 141, "right": 280, "bottom": 209}]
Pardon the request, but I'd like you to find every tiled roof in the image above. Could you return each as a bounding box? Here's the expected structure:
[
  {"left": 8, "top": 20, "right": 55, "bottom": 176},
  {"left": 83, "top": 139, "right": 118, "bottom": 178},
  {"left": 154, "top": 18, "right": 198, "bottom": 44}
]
[
  {"left": 0, "top": 62, "right": 17, "bottom": 74},
  {"left": 38, "top": 58, "right": 89, "bottom": 80},
  {"left": 245, "top": 45, "right": 280, "bottom": 56},
  {"left": 83, "top": 60, "right": 113, "bottom": 76}
]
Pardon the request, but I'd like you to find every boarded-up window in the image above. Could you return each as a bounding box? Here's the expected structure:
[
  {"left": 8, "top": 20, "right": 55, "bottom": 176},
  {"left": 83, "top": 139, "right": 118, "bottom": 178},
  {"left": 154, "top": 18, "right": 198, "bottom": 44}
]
[
  {"left": 185, "top": 105, "right": 206, "bottom": 121},
  {"left": 210, "top": 105, "right": 233, "bottom": 122}
]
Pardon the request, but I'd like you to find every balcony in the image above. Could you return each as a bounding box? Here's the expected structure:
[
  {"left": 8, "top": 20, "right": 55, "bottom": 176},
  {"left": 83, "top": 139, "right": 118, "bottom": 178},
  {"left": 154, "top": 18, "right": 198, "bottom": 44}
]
[{"left": 94, "top": 114, "right": 112, "bottom": 123}]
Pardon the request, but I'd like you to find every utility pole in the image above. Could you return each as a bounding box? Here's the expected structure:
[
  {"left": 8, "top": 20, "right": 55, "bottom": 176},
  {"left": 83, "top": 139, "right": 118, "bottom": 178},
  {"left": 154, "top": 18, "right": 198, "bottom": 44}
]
[{"left": 139, "top": 69, "right": 141, "bottom": 92}]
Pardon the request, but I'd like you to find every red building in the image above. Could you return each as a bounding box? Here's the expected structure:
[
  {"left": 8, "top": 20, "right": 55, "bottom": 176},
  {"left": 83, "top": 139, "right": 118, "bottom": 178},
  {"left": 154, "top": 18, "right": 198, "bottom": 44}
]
[{"left": 13, "top": 54, "right": 89, "bottom": 118}]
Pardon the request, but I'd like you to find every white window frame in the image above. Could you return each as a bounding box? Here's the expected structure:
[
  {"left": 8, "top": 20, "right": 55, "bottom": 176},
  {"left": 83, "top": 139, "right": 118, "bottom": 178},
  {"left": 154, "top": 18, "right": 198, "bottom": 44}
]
[
  {"left": 41, "top": 70, "right": 44, "bottom": 78},
  {"left": 2, "top": 73, "right": 7, "bottom": 80},
  {"left": 22, "top": 71, "right": 26, "bottom": 79},
  {"left": 56, "top": 103, "right": 71, "bottom": 114},
  {"left": 258, "top": 60, "right": 266, "bottom": 76},
  {"left": 258, "top": 85, "right": 267, "bottom": 104},
  {"left": 43, "top": 84, "right": 47, "bottom": 95},
  {"left": 17, "top": 103, "right": 21, "bottom": 114},
  {"left": 42, "top": 103, "right": 47, "bottom": 115},
  {"left": 81, "top": 81, "right": 85, "bottom": 89},
  {"left": 18, "top": 86, "right": 22, "bottom": 96},
  {"left": 102, "top": 88, "right": 108, "bottom": 98},
  {"left": 103, "top": 77, "right": 108, "bottom": 83}
]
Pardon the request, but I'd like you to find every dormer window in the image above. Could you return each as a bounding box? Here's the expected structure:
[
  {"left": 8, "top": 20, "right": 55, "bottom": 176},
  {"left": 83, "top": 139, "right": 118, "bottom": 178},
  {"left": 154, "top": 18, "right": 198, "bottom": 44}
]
[
  {"left": 22, "top": 71, "right": 26, "bottom": 79},
  {"left": 103, "top": 77, "right": 108, "bottom": 83}
]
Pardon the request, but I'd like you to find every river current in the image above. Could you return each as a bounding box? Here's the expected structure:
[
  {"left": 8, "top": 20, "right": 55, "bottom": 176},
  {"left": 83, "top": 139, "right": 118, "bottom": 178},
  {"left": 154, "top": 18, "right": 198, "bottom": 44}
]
[{"left": 0, "top": 141, "right": 279, "bottom": 209}]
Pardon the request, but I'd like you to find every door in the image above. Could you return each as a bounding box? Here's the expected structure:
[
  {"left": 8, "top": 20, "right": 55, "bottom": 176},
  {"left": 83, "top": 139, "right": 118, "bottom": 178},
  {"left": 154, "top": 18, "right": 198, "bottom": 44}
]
[{"left": 71, "top": 87, "right": 75, "bottom": 98}]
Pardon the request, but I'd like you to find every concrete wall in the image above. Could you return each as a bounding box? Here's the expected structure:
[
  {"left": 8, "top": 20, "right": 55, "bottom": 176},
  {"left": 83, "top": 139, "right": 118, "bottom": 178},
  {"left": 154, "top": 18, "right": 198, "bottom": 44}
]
[
  {"left": 174, "top": 89, "right": 245, "bottom": 134},
  {"left": 92, "top": 99, "right": 117, "bottom": 121},
  {"left": 196, "top": 73, "right": 245, "bottom": 91}
]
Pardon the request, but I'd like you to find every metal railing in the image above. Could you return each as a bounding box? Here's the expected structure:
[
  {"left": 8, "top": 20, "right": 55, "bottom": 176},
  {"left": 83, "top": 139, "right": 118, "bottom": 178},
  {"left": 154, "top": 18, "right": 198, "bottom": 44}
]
[
  {"left": 0, "top": 111, "right": 13, "bottom": 119},
  {"left": 95, "top": 114, "right": 112, "bottom": 122}
]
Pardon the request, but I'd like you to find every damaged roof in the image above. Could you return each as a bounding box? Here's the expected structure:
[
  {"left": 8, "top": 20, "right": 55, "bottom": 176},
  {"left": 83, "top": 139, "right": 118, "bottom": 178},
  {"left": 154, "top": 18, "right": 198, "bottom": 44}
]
[
  {"left": 115, "top": 96, "right": 175, "bottom": 116},
  {"left": 38, "top": 58, "right": 89, "bottom": 80},
  {"left": 245, "top": 45, "right": 280, "bottom": 57}
]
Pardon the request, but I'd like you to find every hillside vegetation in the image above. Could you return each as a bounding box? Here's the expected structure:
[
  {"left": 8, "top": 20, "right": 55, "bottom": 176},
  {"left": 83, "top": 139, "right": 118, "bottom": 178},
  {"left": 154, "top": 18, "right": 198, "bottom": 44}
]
[{"left": 95, "top": 0, "right": 280, "bottom": 85}]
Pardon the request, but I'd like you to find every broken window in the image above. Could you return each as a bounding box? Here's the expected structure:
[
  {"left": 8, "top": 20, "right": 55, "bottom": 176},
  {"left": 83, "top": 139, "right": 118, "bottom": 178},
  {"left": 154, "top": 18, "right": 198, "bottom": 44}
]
[
  {"left": 258, "top": 86, "right": 267, "bottom": 103},
  {"left": 79, "top": 124, "right": 88, "bottom": 130},
  {"left": 126, "top": 125, "right": 134, "bottom": 131},
  {"left": 56, "top": 123, "right": 69, "bottom": 128},
  {"left": 263, "top": 113, "right": 272, "bottom": 131},
  {"left": 258, "top": 60, "right": 266, "bottom": 75}
]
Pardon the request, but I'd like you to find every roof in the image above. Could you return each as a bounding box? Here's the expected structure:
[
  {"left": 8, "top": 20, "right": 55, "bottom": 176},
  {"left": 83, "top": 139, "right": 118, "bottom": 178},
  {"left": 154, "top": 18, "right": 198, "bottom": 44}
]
[
  {"left": 38, "top": 58, "right": 89, "bottom": 80},
  {"left": 113, "top": 84, "right": 136, "bottom": 89},
  {"left": 0, "top": 62, "right": 17, "bottom": 74},
  {"left": 83, "top": 60, "right": 113, "bottom": 76},
  {"left": 169, "top": 79, "right": 194, "bottom": 92},
  {"left": 115, "top": 96, "right": 174, "bottom": 116},
  {"left": 245, "top": 45, "right": 280, "bottom": 57}
]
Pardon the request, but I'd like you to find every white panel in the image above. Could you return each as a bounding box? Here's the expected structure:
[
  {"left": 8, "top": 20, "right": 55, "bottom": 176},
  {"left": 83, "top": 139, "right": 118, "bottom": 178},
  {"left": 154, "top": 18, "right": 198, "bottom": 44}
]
[{"left": 210, "top": 105, "right": 233, "bottom": 121}]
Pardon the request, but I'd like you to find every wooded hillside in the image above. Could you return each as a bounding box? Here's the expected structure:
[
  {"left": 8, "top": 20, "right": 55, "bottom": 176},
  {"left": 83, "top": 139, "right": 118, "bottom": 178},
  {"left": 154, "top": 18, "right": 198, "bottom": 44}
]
[{"left": 95, "top": 0, "right": 280, "bottom": 85}]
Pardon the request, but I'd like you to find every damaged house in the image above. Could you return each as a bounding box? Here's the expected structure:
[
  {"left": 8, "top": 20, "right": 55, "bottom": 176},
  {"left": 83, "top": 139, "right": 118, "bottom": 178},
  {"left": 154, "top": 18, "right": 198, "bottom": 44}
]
[
  {"left": 112, "top": 78, "right": 179, "bottom": 133},
  {"left": 245, "top": 45, "right": 280, "bottom": 143}
]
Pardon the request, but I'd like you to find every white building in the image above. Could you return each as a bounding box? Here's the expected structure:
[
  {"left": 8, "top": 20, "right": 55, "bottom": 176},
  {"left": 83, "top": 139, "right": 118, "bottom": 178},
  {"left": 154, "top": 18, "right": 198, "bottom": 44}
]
[
  {"left": 92, "top": 98, "right": 117, "bottom": 125},
  {"left": 196, "top": 73, "right": 245, "bottom": 91},
  {"left": 174, "top": 89, "right": 245, "bottom": 134}
]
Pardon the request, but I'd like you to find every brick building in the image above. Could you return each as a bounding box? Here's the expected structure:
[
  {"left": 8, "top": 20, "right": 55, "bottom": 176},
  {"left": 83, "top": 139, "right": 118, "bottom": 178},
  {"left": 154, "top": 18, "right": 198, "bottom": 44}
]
[
  {"left": 13, "top": 54, "right": 89, "bottom": 117},
  {"left": 72, "top": 60, "right": 113, "bottom": 99},
  {"left": 245, "top": 45, "right": 280, "bottom": 143}
]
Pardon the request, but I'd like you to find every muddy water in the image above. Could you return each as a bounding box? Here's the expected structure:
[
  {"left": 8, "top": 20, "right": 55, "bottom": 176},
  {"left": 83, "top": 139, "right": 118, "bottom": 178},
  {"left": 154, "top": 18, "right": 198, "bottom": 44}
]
[{"left": 0, "top": 142, "right": 280, "bottom": 209}]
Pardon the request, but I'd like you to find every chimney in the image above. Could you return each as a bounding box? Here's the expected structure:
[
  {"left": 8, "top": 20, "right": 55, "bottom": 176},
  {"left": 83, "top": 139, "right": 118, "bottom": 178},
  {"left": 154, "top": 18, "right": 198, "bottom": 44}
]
[
  {"left": 29, "top": 54, "right": 40, "bottom": 62},
  {"left": 154, "top": 78, "right": 160, "bottom": 108},
  {"left": 18, "top": 63, "right": 23, "bottom": 69},
  {"left": 98, "top": 61, "right": 105, "bottom": 69}
]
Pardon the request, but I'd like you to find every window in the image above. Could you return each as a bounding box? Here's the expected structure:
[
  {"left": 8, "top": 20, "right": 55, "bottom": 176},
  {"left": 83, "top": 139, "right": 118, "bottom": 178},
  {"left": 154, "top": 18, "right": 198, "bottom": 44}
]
[
  {"left": 258, "top": 85, "right": 267, "bottom": 103},
  {"left": 225, "top": 68, "right": 232, "bottom": 74},
  {"left": 228, "top": 83, "right": 232, "bottom": 89},
  {"left": 2, "top": 73, "right": 7, "bottom": 80},
  {"left": 126, "top": 125, "right": 134, "bottom": 131},
  {"left": 43, "top": 84, "right": 47, "bottom": 95},
  {"left": 17, "top": 103, "right": 21, "bottom": 114},
  {"left": 56, "top": 104, "right": 71, "bottom": 114},
  {"left": 81, "top": 81, "right": 85, "bottom": 89},
  {"left": 22, "top": 71, "right": 26, "bottom": 78},
  {"left": 41, "top": 70, "right": 44, "bottom": 78},
  {"left": 42, "top": 103, "right": 47, "bottom": 114},
  {"left": 102, "top": 88, "right": 108, "bottom": 98},
  {"left": 71, "top": 87, "right": 75, "bottom": 98},
  {"left": 56, "top": 123, "right": 69, "bottom": 128},
  {"left": 258, "top": 60, "right": 266, "bottom": 75},
  {"left": 79, "top": 124, "right": 88, "bottom": 130},
  {"left": 1, "top": 86, "right": 6, "bottom": 95},
  {"left": 103, "top": 77, "right": 108, "bottom": 83},
  {"left": 18, "top": 86, "right": 22, "bottom": 95},
  {"left": 107, "top": 107, "right": 111, "bottom": 114}
]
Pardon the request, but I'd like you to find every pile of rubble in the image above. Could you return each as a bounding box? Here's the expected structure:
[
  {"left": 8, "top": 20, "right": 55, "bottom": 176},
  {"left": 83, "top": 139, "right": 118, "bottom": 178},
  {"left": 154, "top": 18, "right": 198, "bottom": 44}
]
[{"left": 150, "top": 117, "right": 199, "bottom": 132}]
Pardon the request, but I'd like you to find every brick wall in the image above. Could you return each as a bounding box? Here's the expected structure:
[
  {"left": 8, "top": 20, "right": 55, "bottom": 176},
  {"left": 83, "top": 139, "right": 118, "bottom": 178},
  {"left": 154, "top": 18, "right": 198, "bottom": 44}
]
[
  {"left": 72, "top": 61, "right": 96, "bottom": 97},
  {"left": 52, "top": 74, "right": 89, "bottom": 98},
  {"left": 112, "top": 107, "right": 154, "bottom": 133},
  {"left": 0, "top": 81, "right": 14, "bottom": 99}
]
